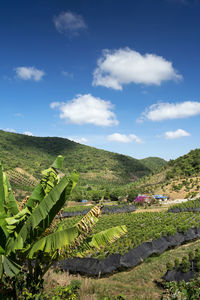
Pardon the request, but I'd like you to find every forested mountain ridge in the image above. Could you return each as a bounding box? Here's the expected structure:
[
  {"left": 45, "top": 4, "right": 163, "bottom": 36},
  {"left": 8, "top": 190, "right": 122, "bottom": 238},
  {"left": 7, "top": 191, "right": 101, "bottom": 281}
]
[{"left": 0, "top": 130, "right": 163, "bottom": 184}]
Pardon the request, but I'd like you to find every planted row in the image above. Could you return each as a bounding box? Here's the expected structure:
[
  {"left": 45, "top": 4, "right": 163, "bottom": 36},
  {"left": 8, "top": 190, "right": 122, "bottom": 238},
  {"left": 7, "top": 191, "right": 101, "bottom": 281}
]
[
  {"left": 62, "top": 204, "right": 136, "bottom": 218},
  {"left": 163, "top": 249, "right": 200, "bottom": 282},
  {"left": 168, "top": 198, "right": 200, "bottom": 213},
  {"left": 60, "top": 211, "right": 200, "bottom": 259}
]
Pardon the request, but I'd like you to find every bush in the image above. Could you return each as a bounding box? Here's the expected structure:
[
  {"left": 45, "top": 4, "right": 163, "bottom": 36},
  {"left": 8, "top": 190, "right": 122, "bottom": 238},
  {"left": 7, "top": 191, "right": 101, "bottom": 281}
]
[
  {"left": 166, "top": 261, "right": 174, "bottom": 271},
  {"left": 181, "top": 256, "right": 190, "bottom": 273}
]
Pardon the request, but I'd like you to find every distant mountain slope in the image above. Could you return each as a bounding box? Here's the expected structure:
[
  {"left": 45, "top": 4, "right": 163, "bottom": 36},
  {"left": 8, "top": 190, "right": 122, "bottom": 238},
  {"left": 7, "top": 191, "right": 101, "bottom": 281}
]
[
  {"left": 166, "top": 149, "right": 200, "bottom": 179},
  {"left": 140, "top": 157, "right": 166, "bottom": 171},
  {"left": 0, "top": 130, "right": 152, "bottom": 184},
  {"left": 133, "top": 148, "right": 200, "bottom": 199}
]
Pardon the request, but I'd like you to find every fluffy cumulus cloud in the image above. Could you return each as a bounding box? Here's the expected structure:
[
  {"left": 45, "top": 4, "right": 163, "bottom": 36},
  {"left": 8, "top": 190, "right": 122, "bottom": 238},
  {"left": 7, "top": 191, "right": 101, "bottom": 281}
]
[
  {"left": 50, "top": 94, "right": 118, "bottom": 126},
  {"left": 139, "top": 101, "right": 200, "bottom": 122},
  {"left": 107, "top": 133, "right": 143, "bottom": 143},
  {"left": 15, "top": 67, "right": 45, "bottom": 81},
  {"left": 164, "top": 129, "right": 190, "bottom": 139},
  {"left": 53, "top": 11, "right": 87, "bottom": 36},
  {"left": 92, "top": 48, "right": 182, "bottom": 90},
  {"left": 23, "top": 131, "right": 33, "bottom": 136}
]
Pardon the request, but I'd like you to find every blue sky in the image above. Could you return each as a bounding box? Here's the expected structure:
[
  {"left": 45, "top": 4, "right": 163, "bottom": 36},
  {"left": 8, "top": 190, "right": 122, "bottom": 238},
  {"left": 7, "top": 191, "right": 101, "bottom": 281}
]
[{"left": 1, "top": 0, "right": 200, "bottom": 160}]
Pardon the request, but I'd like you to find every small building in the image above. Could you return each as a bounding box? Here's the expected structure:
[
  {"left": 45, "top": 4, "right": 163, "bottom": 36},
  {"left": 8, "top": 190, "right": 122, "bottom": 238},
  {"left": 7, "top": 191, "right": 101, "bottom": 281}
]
[
  {"left": 135, "top": 195, "right": 152, "bottom": 205},
  {"left": 153, "top": 195, "right": 167, "bottom": 201},
  {"left": 81, "top": 199, "right": 88, "bottom": 203}
]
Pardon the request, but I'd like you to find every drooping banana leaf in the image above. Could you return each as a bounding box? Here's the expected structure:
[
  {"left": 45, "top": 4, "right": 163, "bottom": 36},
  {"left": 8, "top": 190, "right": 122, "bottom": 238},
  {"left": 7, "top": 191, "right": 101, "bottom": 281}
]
[
  {"left": 28, "top": 226, "right": 79, "bottom": 258},
  {"left": 6, "top": 207, "right": 31, "bottom": 234},
  {"left": 57, "top": 203, "right": 106, "bottom": 255},
  {"left": 74, "top": 225, "right": 127, "bottom": 257},
  {"left": 10, "top": 171, "right": 79, "bottom": 253},
  {"left": 0, "top": 255, "right": 21, "bottom": 278},
  {"left": 88, "top": 225, "right": 127, "bottom": 249},
  {"left": 76, "top": 203, "right": 104, "bottom": 234}
]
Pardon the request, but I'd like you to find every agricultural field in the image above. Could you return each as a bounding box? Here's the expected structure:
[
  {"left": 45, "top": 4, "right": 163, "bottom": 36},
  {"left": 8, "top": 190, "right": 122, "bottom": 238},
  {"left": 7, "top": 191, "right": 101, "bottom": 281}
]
[
  {"left": 168, "top": 198, "right": 200, "bottom": 212},
  {"left": 59, "top": 207, "right": 200, "bottom": 259},
  {"left": 44, "top": 239, "right": 200, "bottom": 299}
]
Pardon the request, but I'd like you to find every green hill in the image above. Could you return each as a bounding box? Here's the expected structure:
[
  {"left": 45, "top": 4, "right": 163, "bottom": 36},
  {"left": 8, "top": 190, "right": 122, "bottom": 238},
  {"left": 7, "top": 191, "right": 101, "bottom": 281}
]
[
  {"left": 132, "top": 148, "right": 200, "bottom": 199},
  {"left": 166, "top": 149, "right": 200, "bottom": 179},
  {"left": 0, "top": 130, "right": 153, "bottom": 185},
  {"left": 140, "top": 157, "right": 166, "bottom": 171}
]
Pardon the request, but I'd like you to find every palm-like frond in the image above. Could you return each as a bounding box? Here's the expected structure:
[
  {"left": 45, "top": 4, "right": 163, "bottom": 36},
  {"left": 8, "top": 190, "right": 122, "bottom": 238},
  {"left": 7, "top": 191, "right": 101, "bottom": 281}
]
[
  {"left": 0, "top": 255, "right": 21, "bottom": 278},
  {"left": 28, "top": 226, "right": 79, "bottom": 258},
  {"left": 76, "top": 203, "right": 104, "bottom": 233},
  {"left": 9, "top": 171, "right": 79, "bottom": 253},
  {"left": 89, "top": 225, "right": 127, "bottom": 249},
  {"left": 4, "top": 174, "right": 19, "bottom": 216},
  {"left": 24, "top": 156, "right": 63, "bottom": 211}
]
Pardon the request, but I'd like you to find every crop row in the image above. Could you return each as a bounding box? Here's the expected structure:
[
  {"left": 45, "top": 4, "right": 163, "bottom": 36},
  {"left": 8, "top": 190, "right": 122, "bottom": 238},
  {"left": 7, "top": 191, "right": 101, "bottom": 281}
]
[
  {"left": 7, "top": 170, "right": 37, "bottom": 187},
  {"left": 168, "top": 198, "right": 200, "bottom": 213},
  {"left": 62, "top": 204, "right": 136, "bottom": 217},
  {"left": 60, "top": 211, "right": 200, "bottom": 259}
]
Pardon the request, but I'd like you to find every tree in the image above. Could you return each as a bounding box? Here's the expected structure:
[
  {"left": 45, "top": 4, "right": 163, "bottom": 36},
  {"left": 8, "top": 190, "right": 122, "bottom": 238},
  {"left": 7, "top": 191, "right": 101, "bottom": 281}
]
[{"left": 0, "top": 156, "right": 127, "bottom": 297}]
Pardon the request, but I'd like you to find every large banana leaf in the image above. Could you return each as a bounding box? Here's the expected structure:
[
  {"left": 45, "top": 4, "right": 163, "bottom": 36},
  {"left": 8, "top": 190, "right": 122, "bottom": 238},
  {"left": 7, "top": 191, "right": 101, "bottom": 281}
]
[
  {"left": 41, "top": 167, "right": 59, "bottom": 195},
  {"left": 28, "top": 226, "right": 78, "bottom": 258},
  {"left": 74, "top": 225, "right": 127, "bottom": 257},
  {"left": 88, "top": 225, "right": 127, "bottom": 249},
  {"left": 4, "top": 174, "right": 19, "bottom": 216},
  {"left": 24, "top": 182, "right": 45, "bottom": 211},
  {"left": 25, "top": 156, "right": 64, "bottom": 211},
  {"left": 6, "top": 207, "right": 31, "bottom": 234},
  {"left": 76, "top": 203, "right": 103, "bottom": 234},
  {"left": 9, "top": 171, "right": 79, "bottom": 253},
  {"left": 0, "top": 212, "right": 9, "bottom": 238},
  {"left": 0, "top": 255, "right": 21, "bottom": 278},
  {"left": 0, "top": 164, "right": 18, "bottom": 216},
  {"left": 52, "top": 155, "right": 64, "bottom": 169}
]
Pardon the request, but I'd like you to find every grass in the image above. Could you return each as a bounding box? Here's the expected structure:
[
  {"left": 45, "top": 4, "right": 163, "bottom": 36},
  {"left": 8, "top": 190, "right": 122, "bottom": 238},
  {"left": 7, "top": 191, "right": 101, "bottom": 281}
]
[{"left": 44, "top": 239, "right": 200, "bottom": 299}]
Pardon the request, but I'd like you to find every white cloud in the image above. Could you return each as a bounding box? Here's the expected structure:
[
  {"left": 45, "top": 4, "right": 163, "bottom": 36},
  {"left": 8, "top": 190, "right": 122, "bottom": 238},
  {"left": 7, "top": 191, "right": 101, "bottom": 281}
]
[
  {"left": 23, "top": 131, "right": 33, "bottom": 136},
  {"left": 68, "top": 137, "right": 88, "bottom": 144},
  {"left": 50, "top": 102, "right": 61, "bottom": 109},
  {"left": 53, "top": 11, "right": 87, "bottom": 36},
  {"left": 140, "top": 101, "right": 200, "bottom": 122},
  {"left": 5, "top": 128, "right": 16, "bottom": 133},
  {"left": 92, "top": 48, "right": 182, "bottom": 90},
  {"left": 15, "top": 67, "right": 45, "bottom": 81},
  {"left": 164, "top": 129, "right": 190, "bottom": 139},
  {"left": 107, "top": 133, "right": 143, "bottom": 143},
  {"left": 50, "top": 94, "right": 118, "bottom": 126}
]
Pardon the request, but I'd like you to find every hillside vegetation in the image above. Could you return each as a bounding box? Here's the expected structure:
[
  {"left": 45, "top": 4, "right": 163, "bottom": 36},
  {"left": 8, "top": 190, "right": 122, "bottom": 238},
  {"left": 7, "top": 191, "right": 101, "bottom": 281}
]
[
  {"left": 0, "top": 130, "right": 164, "bottom": 184},
  {"left": 132, "top": 148, "right": 200, "bottom": 199},
  {"left": 140, "top": 156, "right": 166, "bottom": 171}
]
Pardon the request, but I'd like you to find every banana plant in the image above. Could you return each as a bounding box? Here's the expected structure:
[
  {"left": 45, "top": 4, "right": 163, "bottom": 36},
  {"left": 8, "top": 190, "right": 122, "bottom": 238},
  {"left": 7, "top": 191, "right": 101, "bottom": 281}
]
[{"left": 0, "top": 156, "right": 127, "bottom": 296}]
